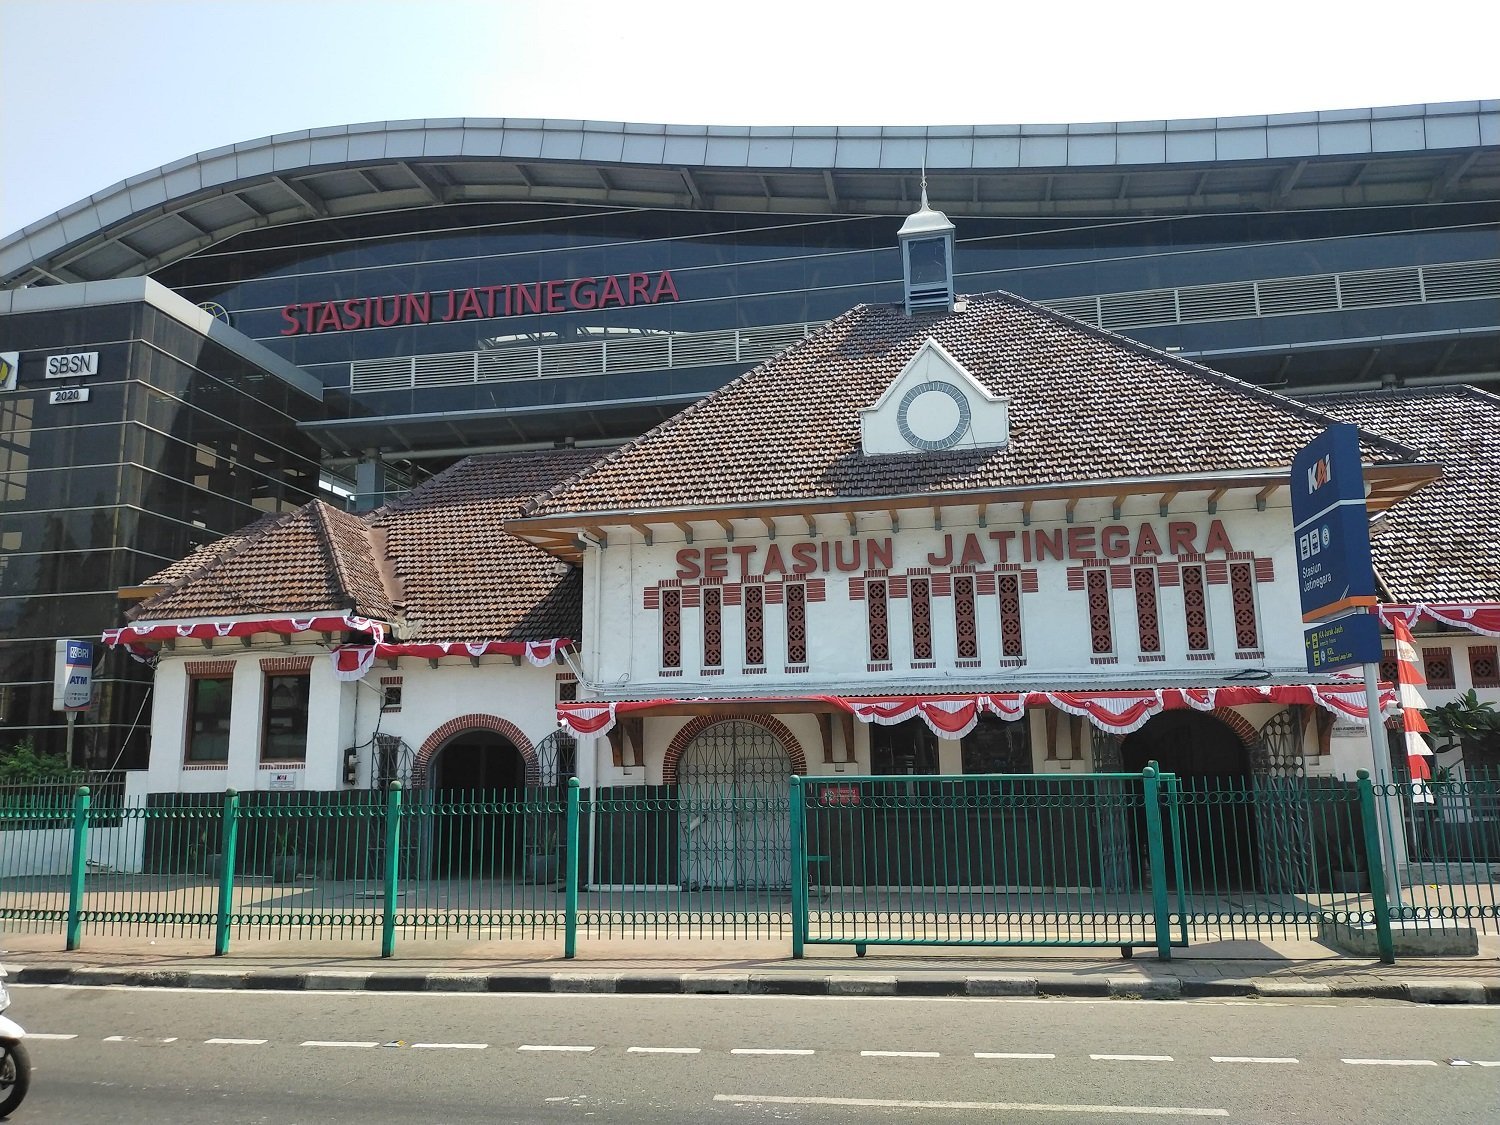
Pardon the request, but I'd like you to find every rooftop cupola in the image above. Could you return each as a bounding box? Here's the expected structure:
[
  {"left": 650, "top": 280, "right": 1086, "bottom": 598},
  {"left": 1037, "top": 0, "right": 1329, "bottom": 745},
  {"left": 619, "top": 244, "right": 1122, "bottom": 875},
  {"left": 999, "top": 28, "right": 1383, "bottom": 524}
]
[{"left": 898, "top": 175, "right": 956, "bottom": 315}]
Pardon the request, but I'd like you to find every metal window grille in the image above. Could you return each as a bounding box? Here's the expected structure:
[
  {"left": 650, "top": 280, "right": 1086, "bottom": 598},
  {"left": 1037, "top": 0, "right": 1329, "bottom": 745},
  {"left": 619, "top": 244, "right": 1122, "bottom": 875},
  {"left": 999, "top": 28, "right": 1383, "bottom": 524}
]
[
  {"left": 744, "top": 585, "right": 765, "bottom": 667},
  {"left": 661, "top": 589, "right": 682, "bottom": 670},
  {"left": 954, "top": 576, "right": 978, "bottom": 659},
  {"left": 1182, "top": 565, "right": 1210, "bottom": 652},
  {"left": 1086, "top": 570, "right": 1112, "bottom": 655},
  {"left": 702, "top": 587, "right": 723, "bottom": 669},
  {"left": 999, "top": 573, "right": 1023, "bottom": 658},
  {"left": 910, "top": 577, "right": 933, "bottom": 661},
  {"left": 1229, "top": 562, "right": 1259, "bottom": 650},
  {"left": 785, "top": 582, "right": 807, "bottom": 666},
  {"left": 1134, "top": 568, "right": 1162, "bottom": 654},
  {"left": 867, "top": 580, "right": 890, "bottom": 663}
]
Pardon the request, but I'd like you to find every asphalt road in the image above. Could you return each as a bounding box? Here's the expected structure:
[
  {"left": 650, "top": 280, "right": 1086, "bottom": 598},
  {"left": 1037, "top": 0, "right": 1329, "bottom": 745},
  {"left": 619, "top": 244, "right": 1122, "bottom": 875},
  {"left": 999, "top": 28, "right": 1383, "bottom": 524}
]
[{"left": 7, "top": 985, "right": 1499, "bottom": 1123}]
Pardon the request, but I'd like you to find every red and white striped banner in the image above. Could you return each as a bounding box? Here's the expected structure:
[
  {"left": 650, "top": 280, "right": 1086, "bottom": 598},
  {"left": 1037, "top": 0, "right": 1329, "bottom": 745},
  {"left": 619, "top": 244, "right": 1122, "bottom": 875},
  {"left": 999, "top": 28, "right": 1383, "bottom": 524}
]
[
  {"left": 1380, "top": 603, "right": 1500, "bottom": 639},
  {"left": 1391, "top": 616, "right": 1435, "bottom": 803}
]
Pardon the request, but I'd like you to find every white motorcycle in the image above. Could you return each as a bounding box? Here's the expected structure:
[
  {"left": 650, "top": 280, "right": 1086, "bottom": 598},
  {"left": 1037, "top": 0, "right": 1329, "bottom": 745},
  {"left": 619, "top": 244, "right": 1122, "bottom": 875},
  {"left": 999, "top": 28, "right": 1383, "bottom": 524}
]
[{"left": 0, "top": 965, "right": 28, "bottom": 1117}]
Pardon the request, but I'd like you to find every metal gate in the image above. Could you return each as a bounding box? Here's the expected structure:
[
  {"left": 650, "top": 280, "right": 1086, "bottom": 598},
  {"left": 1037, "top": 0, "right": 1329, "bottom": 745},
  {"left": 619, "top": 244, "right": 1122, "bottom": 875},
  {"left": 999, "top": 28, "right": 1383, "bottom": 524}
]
[
  {"left": 1092, "top": 729, "right": 1138, "bottom": 892},
  {"left": 678, "top": 721, "right": 792, "bottom": 889},
  {"left": 1251, "top": 709, "right": 1314, "bottom": 893}
]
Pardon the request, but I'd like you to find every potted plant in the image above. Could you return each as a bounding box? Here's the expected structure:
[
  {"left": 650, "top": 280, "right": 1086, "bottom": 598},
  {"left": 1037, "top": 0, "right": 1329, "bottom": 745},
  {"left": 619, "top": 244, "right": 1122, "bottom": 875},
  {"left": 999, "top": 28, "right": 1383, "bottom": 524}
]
[{"left": 272, "top": 828, "right": 299, "bottom": 884}]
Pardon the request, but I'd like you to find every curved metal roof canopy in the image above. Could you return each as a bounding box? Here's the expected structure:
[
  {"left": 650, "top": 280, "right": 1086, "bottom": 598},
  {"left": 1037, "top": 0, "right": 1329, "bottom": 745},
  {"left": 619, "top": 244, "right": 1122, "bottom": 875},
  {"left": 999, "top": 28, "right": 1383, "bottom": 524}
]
[{"left": 3, "top": 102, "right": 1497, "bottom": 290}]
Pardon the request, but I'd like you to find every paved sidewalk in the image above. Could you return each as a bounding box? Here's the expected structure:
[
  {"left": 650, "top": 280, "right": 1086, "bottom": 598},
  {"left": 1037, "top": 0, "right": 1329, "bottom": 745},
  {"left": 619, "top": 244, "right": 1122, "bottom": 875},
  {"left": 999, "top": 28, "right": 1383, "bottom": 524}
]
[{"left": 5, "top": 931, "right": 1498, "bottom": 1004}]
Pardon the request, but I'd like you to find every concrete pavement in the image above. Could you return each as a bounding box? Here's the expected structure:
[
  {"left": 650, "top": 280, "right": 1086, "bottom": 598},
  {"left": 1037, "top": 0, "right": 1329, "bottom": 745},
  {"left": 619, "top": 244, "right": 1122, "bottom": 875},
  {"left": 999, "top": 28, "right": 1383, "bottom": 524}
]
[{"left": 5, "top": 929, "right": 1499, "bottom": 1003}]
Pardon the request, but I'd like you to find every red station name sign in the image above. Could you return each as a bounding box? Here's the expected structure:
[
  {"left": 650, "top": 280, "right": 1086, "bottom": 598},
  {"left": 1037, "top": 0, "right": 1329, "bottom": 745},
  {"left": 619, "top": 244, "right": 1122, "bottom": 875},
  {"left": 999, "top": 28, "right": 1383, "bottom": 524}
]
[{"left": 280, "top": 270, "right": 680, "bottom": 336}]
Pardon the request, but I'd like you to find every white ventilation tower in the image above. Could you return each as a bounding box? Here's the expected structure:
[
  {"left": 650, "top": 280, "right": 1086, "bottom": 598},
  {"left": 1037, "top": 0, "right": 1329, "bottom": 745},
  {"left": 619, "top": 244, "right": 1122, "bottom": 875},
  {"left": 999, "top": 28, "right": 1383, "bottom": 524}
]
[{"left": 898, "top": 174, "right": 956, "bottom": 315}]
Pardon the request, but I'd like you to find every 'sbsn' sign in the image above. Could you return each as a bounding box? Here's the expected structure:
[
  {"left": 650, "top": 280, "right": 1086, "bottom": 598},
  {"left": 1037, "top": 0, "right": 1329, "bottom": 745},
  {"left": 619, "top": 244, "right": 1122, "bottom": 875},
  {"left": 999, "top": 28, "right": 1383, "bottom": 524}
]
[{"left": 45, "top": 351, "right": 98, "bottom": 378}]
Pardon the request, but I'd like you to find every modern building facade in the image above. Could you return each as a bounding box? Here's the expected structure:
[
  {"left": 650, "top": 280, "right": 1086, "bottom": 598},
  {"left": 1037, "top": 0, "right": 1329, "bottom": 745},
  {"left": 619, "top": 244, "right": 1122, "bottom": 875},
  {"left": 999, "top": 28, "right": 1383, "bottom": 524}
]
[{"left": 1, "top": 101, "right": 1497, "bottom": 763}]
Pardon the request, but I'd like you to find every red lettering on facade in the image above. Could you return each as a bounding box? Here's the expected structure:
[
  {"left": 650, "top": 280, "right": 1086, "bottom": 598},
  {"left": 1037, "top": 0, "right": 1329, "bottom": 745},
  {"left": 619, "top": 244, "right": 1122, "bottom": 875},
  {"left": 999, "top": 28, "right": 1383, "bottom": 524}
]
[
  {"left": 675, "top": 548, "right": 701, "bottom": 581},
  {"left": 1167, "top": 521, "right": 1197, "bottom": 556},
  {"left": 1135, "top": 523, "right": 1163, "bottom": 556},
  {"left": 1204, "top": 519, "right": 1234, "bottom": 554},
  {"left": 702, "top": 547, "right": 729, "bottom": 580},
  {"left": 1066, "top": 526, "right": 1097, "bottom": 559},
  {"left": 1101, "top": 525, "right": 1130, "bottom": 559}
]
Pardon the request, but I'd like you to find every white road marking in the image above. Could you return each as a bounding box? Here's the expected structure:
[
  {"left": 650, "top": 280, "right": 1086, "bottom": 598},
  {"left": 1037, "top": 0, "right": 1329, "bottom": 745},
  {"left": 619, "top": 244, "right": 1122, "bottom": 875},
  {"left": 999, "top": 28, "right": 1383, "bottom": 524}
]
[
  {"left": 301, "top": 1040, "right": 378, "bottom": 1048},
  {"left": 976, "top": 1052, "right": 1056, "bottom": 1060},
  {"left": 411, "top": 1042, "right": 487, "bottom": 1049},
  {"left": 628, "top": 1046, "right": 701, "bottom": 1054},
  {"left": 103, "top": 1035, "right": 178, "bottom": 1044},
  {"left": 1342, "top": 1058, "right": 1438, "bottom": 1066},
  {"left": 715, "top": 1093, "right": 1228, "bottom": 1116},
  {"left": 25, "top": 1033, "right": 78, "bottom": 1041},
  {"left": 862, "top": 1049, "right": 940, "bottom": 1058},
  {"left": 518, "top": 1044, "right": 595, "bottom": 1053},
  {"left": 205, "top": 1038, "right": 267, "bottom": 1046},
  {"left": 731, "top": 1048, "right": 815, "bottom": 1056},
  {"left": 1211, "top": 1056, "right": 1298, "bottom": 1064},
  {"left": 1091, "top": 1053, "right": 1173, "bottom": 1062}
]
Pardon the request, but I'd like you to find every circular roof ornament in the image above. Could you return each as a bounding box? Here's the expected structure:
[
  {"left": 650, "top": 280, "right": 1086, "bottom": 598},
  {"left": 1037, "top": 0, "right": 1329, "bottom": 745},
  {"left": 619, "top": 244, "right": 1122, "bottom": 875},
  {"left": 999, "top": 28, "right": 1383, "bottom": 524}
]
[
  {"left": 896, "top": 381, "right": 971, "bottom": 451},
  {"left": 197, "top": 301, "right": 231, "bottom": 325}
]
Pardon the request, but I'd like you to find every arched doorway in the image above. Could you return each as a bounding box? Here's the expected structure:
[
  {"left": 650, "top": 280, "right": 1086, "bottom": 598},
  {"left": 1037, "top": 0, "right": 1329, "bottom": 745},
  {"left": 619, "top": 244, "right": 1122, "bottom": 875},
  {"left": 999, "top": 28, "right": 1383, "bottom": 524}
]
[
  {"left": 430, "top": 731, "right": 527, "bottom": 878},
  {"left": 1121, "top": 709, "right": 1255, "bottom": 891},
  {"left": 678, "top": 720, "right": 792, "bottom": 889}
]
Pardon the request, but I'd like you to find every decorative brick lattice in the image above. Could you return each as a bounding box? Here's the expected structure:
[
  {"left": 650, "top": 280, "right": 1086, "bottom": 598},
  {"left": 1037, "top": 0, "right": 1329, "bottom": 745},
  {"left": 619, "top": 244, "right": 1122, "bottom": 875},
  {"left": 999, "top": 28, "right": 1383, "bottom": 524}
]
[
  {"left": 1182, "top": 565, "right": 1210, "bottom": 652},
  {"left": 702, "top": 587, "right": 723, "bottom": 669},
  {"left": 1087, "top": 569, "right": 1113, "bottom": 655},
  {"left": 785, "top": 582, "right": 807, "bottom": 666},
  {"left": 744, "top": 585, "right": 765, "bottom": 667},
  {"left": 1229, "top": 562, "right": 1258, "bottom": 650},
  {"left": 954, "top": 576, "right": 978, "bottom": 660},
  {"left": 1423, "top": 646, "right": 1455, "bottom": 689},
  {"left": 911, "top": 577, "right": 933, "bottom": 661},
  {"left": 868, "top": 579, "right": 890, "bottom": 663},
  {"left": 999, "top": 573, "right": 1024, "bottom": 658},
  {"left": 661, "top": 588, "right": 682, "bottom": 670},
  {"left": 1470, "top": 645, "right": 1500, "bottom": 689},
  {"left": 1134, "top": 568, "right": 1162, "bottom": 654}
]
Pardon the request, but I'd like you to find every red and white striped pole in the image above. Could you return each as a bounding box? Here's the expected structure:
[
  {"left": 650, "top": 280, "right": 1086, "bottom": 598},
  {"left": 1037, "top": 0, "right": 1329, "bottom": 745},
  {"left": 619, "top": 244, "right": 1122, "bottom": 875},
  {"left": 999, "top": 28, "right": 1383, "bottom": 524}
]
[{"left": 1391, "top": 616, "right": 1436, "bottom": 804}]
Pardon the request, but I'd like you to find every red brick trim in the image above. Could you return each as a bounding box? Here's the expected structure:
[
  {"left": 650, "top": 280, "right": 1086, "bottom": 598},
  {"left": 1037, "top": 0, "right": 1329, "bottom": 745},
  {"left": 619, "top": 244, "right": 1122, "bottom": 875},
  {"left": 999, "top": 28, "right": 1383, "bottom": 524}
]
[
  {"left": 259, "top": 656, "right": 314, "bottom": 674},
  {"left": 185, "top": 659, "right": 235, "bottom": 678},
  {"left": 662, "top": 714, "right": 808, "bottom": 786},
  {"left": 413, "top": 714, "right": 540, "bottom": 788}
]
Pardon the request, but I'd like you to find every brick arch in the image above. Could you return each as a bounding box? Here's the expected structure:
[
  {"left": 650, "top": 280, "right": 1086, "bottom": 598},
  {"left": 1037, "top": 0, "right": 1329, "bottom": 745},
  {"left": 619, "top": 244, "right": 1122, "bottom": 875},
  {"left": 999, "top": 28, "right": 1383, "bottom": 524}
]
[
  {"left": 662, "top": 714, "right": 808, "bottom": 786},
  {"left": 414, "top": 713, "right": 540, "bottom": 788},
  {"left": 1209, "top": 707, "right": 1259, "bottom": 751}
]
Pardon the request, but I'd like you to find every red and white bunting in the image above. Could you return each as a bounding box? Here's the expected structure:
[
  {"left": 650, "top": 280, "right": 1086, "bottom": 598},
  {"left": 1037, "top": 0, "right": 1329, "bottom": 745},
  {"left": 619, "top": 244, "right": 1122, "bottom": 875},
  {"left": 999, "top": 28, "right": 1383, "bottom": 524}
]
[
  {"left": 331, "top": 638, "right": 571, "bottom": 681},
  {"left": 1391, "top": 617, "right": 1435, "bottom": 803},
  {"left": 556, "top": 684, "right": 1398, "bottom": 741},
  {"left": 1380, "top": 603, "right": 1500, "bottom": 639},
  {"left": 103, "top": 614, "right": 390, "bottom": 657}
]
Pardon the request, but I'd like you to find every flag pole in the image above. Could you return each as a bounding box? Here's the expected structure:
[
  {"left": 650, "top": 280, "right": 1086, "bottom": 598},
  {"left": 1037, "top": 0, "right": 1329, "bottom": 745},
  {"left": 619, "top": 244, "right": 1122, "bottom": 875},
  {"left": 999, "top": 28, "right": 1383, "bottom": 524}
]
[{"left": 1362, "top": 660, "right": 1405, "bottom": 909}]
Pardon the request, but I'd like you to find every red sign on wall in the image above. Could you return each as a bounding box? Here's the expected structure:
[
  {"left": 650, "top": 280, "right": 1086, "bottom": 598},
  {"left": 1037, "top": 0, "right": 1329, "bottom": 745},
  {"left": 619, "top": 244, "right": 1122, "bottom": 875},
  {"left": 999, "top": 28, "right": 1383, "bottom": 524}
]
[
  {"left": 280, "top": 270, "right": 680, "bottom": 336},
  {"left": 819, "top": 785, "right": 862, "bottom": 807}
]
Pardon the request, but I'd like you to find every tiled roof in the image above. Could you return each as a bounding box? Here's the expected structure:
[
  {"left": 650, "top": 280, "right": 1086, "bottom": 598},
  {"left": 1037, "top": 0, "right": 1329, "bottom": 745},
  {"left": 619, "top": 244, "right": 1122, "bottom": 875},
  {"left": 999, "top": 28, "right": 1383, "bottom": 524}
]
[
  {"left": 130, "top": 501, "right": 395, "bottom": 623},
  {"left": 1309, "top": 386, "right": 1500, "bottom": 604},
  {"left": 128, "top": 449, "right": 599, "bottom": 643},
  {"left": 138, "top": 511, "right": 285, "bottom": 587},
  {"left": 369, "top": 449, "right": 598, "bottom": 643},
  {"left": 523, "top": 293, "right": 1418, "bottom": 518}
]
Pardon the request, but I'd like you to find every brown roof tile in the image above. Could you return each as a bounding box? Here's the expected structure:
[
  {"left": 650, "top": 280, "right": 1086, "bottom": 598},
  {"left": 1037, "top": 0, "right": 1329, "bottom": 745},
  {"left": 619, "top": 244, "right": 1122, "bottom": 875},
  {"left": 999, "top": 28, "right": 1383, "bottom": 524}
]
[
  {"left": 524, "top": 293, "right": 1419, "bottom": 518},
  {"left": 1309, "top": 386, "right": 1500, "bottom": 604}
]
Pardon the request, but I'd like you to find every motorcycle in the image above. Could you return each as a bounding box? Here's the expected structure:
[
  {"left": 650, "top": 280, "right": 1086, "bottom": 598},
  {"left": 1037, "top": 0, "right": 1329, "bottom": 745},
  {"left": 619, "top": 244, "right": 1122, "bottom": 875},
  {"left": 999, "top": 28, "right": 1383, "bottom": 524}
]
[{"left": 0, "top": 965, "right": 28, "bottom": 1117}]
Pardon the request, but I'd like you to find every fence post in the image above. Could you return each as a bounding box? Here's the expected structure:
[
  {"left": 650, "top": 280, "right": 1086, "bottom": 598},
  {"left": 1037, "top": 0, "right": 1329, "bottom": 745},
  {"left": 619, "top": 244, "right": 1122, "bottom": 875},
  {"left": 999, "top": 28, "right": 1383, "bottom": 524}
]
[
  {"left": 1356, "top": 770, "right": 1396, "bottom": 964},
  {"left": 1141, "top": 767, "right": 1172, "bottom": 961},
  {"left": 65, "top": 785, "right": 91, "bottom": 951},
  {"left": 789, "top": 776, "right": 807, "bottom": 959},
  {"left": 214, "top": 789, "right": 240, "bottom": 956},
  {"left": 381, "top": 782, "right": 403, "bottom": 958},
  {"left": 564, "top": 777, "right": 580, "bottom": 959},
  {"left": 1163, "top": 773, "right": 1188, "bottom": 949}
]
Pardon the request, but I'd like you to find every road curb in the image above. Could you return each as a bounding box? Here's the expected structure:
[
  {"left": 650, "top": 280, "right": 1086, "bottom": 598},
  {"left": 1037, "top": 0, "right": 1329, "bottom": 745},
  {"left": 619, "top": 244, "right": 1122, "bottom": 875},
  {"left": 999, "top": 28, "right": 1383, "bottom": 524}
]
[{"left": 12, "top": 964, "right": 1499, "bottom": 1003}]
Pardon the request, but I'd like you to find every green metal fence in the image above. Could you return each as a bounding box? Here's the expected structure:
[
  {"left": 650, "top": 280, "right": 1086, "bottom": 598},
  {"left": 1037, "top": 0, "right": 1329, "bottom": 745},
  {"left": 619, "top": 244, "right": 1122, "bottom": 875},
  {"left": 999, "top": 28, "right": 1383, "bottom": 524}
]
[
  {"left": 4, "top": 769, "right": 1497, "bottom": 962},
  {"left": 790, "top": 771, "right": 1175, "bottom": 958}
]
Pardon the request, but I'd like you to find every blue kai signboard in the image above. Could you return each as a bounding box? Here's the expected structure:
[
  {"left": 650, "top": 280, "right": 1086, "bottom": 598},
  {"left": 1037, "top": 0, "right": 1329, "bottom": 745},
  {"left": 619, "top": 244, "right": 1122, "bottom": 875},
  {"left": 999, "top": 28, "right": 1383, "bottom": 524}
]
[{"left": 1290, "top": 424, "right": 1382, "bottom": 672}]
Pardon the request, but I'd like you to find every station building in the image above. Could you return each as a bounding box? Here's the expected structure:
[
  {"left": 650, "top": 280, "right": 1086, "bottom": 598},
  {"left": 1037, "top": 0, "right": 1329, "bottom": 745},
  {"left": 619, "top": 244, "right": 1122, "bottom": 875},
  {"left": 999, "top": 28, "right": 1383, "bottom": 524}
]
[{"left": 2, "top": 103, "right": 1498, "bottom": 767}]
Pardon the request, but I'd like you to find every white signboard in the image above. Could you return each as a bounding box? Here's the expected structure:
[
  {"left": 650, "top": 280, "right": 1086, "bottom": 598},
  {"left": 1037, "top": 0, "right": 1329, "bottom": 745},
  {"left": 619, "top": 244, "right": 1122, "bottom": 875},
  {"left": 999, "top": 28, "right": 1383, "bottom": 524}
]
[
  {"left": 45, "top": 351, "right": 98, "bottom": 379},
  {"left": 267, "top": 772, "right": 301, "bottom": 790},
  {"left": 53, "top": 639, "right": 94, "bottom": 711},
  {"left": 49, "top": 387, "right": 90, "bottom": 405}
]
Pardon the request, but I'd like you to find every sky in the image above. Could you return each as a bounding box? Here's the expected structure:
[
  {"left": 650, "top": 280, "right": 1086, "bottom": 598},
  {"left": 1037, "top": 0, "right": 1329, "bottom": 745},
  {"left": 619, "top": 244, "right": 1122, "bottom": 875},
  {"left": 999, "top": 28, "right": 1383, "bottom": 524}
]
[{"left": 0, "top": 0, "right": 1495, "bottom": 236}]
